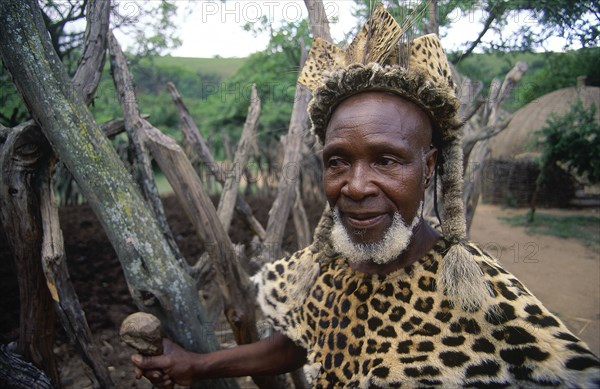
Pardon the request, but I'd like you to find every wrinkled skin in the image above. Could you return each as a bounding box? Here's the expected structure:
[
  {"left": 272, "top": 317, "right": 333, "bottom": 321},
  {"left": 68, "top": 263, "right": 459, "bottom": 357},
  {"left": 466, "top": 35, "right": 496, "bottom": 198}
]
[{"left": 323, "top": 92, "right": 439, "bottom": 273}]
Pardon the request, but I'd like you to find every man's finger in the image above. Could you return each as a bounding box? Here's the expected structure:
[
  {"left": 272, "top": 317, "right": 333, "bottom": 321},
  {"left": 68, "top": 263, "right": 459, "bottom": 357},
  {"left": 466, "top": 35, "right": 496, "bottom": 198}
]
[
  {"left": 162, "top": 379, "right": 174, "bottom": 389},
  {"left": 131, "top": 353, "right": 166, "bottom": 370}
]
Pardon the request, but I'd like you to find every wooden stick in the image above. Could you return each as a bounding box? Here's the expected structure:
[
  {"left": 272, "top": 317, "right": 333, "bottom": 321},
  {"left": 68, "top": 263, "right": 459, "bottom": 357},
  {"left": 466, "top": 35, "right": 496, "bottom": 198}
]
[
  {"left": 39, "top": 144, "right": 114, "bottom": 388},
  {"left": 292, "top": 183, "right": 311, "bottom": 249},
  {"left": 144, "top": 125, "right": 279, "bottom": 389},
  {"left": 107, "top": 30, "right": 189, "bottom": 271},
  {"left": 0, "top": 5, "right": 237, "bottom": 388},
  {"left": 167, "top": 82, "right": 267, "bottom": 241},
  {"left": 259, "top": 58, "right": 311, "bottom": 264},
  {"left": 217, "top": 84, "right": 261, "bottom": 231},
  {"left": 0, "top": 345, "right": 54, "bottom": 389},
  {"left": 0, "top": 122, "right": 60, "bottom": 387}
]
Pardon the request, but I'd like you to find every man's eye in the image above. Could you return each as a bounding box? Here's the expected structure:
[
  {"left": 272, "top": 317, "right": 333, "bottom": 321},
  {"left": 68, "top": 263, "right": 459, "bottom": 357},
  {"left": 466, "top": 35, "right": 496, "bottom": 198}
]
[
  {"left": 327, "top": 157, "right": 347, "bottom": 168},
  {"left": 376, "top": 156, "right": 399, "bottom": 166}
]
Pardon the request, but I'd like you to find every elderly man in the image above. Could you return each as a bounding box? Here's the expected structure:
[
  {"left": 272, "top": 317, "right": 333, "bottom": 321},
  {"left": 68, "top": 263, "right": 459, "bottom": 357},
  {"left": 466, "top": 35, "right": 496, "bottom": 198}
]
[{"left": 133, "top": 6, "right": 599, "bottom": 388}]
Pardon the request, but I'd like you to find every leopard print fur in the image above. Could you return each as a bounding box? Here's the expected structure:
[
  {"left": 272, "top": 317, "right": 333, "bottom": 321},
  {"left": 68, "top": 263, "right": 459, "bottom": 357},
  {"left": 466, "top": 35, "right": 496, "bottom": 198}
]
[{"left": 255, "top": 238, "right": 600, "bottom": 388}]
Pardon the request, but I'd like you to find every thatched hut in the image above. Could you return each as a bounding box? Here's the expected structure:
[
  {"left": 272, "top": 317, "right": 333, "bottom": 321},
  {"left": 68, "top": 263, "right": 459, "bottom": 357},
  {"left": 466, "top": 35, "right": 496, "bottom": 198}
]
[{"left": 483, "top": 82, "right": 600, "bottom": 207}]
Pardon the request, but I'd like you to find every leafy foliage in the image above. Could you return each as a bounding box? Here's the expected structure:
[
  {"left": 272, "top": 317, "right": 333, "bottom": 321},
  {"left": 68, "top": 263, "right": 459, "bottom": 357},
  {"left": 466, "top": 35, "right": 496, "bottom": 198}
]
[
  {"left": 535, "top": 100, "right": 600, "bottom": 184},
  {"left": 352, "top": 0, "right": 599, "bottom": 58},
  {"left": 190, "top": 20, "right": 312, "bottom": 159},
  {"left": 512, "top": 48, "right": 600, "bottom": 109},
  {"left": 88, "top": 56, "right": 245, "bottom": 141},
  {"left": 454, "top": 47, "right": 600, "bottom": 112},
  {"left": 0, "top": 0, "right": 182, "bottom": 127}
]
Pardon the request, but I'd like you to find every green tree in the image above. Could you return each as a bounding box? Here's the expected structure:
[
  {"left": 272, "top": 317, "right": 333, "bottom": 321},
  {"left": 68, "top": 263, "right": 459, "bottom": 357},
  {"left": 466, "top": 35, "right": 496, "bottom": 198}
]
[
  {"left": 0, "top": 0, "right": 181, "bottom": 127},
  {"left": 351, "top": 0, "right": 599, "bottom": 60},
  {"left": 515, "top": 48, "right": 600, "bottom": 108},
  {"left": 453, "top": 47, "right": 600, "bottom": 111},
  {"left": 529, "top": 100, "right": 600, "bottom": 221},
  {"left": 193, "top": 20, "right": 312, "bottom": 159},
  {"left": 536, "top": 100, "right": 600, "bottom": 184}
]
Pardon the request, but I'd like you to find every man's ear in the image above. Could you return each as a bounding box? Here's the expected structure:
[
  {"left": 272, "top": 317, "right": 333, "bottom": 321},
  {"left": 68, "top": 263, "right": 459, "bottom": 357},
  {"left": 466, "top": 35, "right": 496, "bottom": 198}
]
[{"left": 423, "top": 146, "right": 438, "bottom": 189}]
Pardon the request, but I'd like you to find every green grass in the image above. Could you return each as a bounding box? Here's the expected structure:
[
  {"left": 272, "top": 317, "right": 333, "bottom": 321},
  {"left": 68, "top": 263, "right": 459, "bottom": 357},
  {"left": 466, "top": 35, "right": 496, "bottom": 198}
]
[
  {"left": 500, "top": 212, "right": 600, "bottom": 251},
  {"left": 144, "top": 56, "right": 247, "bottom": 79},
  {"left": 154, "top": 171, "right": 174, "bottom": 195}
]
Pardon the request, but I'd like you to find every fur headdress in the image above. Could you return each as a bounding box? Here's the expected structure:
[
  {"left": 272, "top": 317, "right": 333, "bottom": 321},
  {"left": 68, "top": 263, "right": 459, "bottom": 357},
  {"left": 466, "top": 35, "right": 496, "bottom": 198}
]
[{"left": 300, "top": 5, "right": 492, "bottom": 311}]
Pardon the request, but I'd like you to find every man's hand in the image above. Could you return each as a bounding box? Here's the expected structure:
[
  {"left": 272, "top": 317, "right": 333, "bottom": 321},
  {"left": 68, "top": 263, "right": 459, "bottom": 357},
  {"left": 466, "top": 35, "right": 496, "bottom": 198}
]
[
  {"left": 130, "top": 331, "right": 306, "bottom": 386},
  {"left": 131, "top": 338, "right": 199, "bottom": 388}
]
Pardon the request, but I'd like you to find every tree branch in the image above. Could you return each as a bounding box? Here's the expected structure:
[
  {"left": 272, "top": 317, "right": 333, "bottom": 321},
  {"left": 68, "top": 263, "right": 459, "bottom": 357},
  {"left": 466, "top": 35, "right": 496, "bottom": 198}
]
[
  {"left": 217, "top": 85, "right": 261, "bottom": 232},
  {"left": 167, "top": 81, "right": 267, "bottom": 241},
  {"left": 453, "top": 7, "right": 499, "bottom": 63},
  {"left": 0, "top": 5, "right": 238, "bottom": 388},
  {"left": 72, "top": 0, "right": 110, "bottom": 105},
  {"left": 107, "top": 30, "right": 189, "bottom": 272},
  {"left": 304, "top": 0, "right": 333, "bottom": 41}
]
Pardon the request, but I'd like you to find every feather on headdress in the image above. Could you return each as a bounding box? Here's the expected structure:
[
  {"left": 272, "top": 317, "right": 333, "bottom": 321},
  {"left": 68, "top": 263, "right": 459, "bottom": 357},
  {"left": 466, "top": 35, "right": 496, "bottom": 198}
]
[{"left": 300, "top": 4, "right": 492, "bottom": 311}]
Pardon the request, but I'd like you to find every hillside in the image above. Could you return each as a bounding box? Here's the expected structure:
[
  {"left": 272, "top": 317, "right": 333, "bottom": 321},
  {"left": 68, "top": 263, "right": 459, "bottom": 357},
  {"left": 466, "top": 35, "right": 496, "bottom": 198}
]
[
  {"left": 139, "top": 55, "right": 247, "bottom": 79},
  {"left": 3, "top": 49, "right": 598, "bottom": 141},
  {"left": 453, "top": 48, "right": 599, "bottom": 112}
]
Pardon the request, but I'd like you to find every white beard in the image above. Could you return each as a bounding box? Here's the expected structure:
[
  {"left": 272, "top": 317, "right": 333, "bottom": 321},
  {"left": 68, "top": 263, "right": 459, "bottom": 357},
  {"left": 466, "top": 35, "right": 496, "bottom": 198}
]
[{"left": 330, "top": 202, "right": 422, "bottom": 265}]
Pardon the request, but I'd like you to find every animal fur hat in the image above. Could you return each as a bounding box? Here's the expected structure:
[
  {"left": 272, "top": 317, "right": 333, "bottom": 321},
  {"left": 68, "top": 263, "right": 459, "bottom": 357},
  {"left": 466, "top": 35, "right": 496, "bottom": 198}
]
[{"left": 299, "top": 5, "right": 492, "bottom": 311}]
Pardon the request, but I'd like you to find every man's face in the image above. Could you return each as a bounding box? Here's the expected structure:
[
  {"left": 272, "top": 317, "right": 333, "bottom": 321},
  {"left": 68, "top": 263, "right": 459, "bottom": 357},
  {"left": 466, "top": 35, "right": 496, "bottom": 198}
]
[{"left": 322, "top": 92, "right": 436, "bottom": 251}]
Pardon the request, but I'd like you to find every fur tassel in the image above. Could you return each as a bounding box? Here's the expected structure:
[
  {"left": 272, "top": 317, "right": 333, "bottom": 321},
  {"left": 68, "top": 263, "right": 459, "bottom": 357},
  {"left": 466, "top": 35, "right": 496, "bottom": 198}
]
[
  {"left": 439, "top": 243, "right": 492, "bottom": 311},
  {"left": 440, "top": 136, "right": 467, "bottom": 241}
]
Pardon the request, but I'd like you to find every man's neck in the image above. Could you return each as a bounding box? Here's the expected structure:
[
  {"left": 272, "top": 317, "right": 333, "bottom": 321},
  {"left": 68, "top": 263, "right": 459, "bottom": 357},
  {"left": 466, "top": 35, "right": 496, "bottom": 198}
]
[{"left": 348, "top": 220, "right": 441, "bottom": 276}]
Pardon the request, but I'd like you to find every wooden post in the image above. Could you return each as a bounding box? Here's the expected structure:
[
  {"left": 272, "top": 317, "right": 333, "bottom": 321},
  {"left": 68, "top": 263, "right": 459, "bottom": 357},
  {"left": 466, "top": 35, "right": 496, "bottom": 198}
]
[
  {"left": 144, "top": 126, "right": 279, "bottom": 389},
  {"left": 0, "top": 122, "right": 60, "bottom": 387},
  {"left": 39, "top": 142, "right": 115, "bottom": 388},
  {"left": 0, "top": 345, "right": 55, "bottom": 389},
  {"left": 217, "top": 85, "right": 261, "bottom": 232},
  {"left": 107, "top": 31, "right": 188, "bottom": 272},
  {"left": 167, "top": 82, "right": 267, "bottom": 241},
  {"left": 0, "top": 3, "right": 238, "bottom": 388}
]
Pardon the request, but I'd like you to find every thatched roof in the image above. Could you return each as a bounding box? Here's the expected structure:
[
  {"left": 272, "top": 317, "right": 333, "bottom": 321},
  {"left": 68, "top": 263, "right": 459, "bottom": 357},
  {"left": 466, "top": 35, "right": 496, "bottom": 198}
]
[{"left": 490, "top": 85, "right": 600, "bottom": 159}]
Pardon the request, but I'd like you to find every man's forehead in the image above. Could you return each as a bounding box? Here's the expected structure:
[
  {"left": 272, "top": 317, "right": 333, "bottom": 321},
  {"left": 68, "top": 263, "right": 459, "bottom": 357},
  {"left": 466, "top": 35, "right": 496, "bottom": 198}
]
[{"left": 324, "top": 91, "right": 433, "bottom": 143}]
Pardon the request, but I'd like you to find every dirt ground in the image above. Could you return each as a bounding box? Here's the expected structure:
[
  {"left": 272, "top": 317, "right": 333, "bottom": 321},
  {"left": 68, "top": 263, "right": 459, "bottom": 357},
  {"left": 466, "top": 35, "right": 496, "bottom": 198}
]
[
  {"left": 0, "top": 197, "right": 598, "bottom": 388},
  {"left": 470, "top": 204, "right": 600, "bottom": 356}
]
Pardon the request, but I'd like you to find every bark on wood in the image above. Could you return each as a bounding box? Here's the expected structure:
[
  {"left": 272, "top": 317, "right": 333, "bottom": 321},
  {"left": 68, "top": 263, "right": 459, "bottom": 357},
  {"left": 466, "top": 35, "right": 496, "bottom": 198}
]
[
  {"left": 0, "top": 4, "right": 237, "bottom": 388},
  {"left": 71, "top": 0, "right": 110, "bottom": 105},
  {"left": 144, "top": 126, "right": 278, "bottom": 389},
  {"left": 258, "top": 4, "right": 333, "bottom": 386},
  {"left": 100, "top": 115, "right": 149, "bottom": 138},
  {"left": 259, "top": 85, "right": 310, "bottom": 263},
  {"left": 0, "top": 345, "right": 55, "bottom": 389},
  {"left": 304, "top": 0, "right": 333, "bottom": 42},
  {"left": 107, "top": 35, "right": 272, "bottom": 388},
  {"left": 217, "top": 84, "right": 261, "bottom": 232},
  {"left": 167, "top": 82, "right": 267, "bottom": 241},
  {"left": 258, "top": 49, "right": 311, "bottom": 265},
  {"left": 0, "top": 122, "right": 60, "bottom": 387},
  {"left": 461, "top": 62, "right": 528, "bottom": 232},
  {"left": 463, "top": 142, "right": 489, "bottom": 234},
  {"left": 293, "top": 171, "right": 311, "bottom": 249},
  {"left": 39, "top": 147, "right": 114, "bottom": 388},
  {"left": 107, "top": 31, "right": 188, "bottom": 271},
  {"left": 425, "top": 0, "right": 439, "bottom": 35}
]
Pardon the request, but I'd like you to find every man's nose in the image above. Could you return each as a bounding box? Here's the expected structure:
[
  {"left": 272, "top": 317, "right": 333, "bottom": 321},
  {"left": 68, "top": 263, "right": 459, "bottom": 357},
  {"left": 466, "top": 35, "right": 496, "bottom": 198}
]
[{"left": 340, "top": 163, "right": 378, "bottom": 200}]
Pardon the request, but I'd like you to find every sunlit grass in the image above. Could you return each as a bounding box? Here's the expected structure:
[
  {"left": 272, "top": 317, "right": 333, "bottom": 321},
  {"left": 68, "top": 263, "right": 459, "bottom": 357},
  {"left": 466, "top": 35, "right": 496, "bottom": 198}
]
[{"left": 500, "top": 212, "right": 600, "bottom": 251}]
